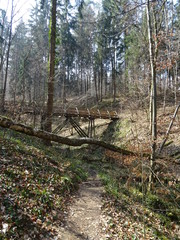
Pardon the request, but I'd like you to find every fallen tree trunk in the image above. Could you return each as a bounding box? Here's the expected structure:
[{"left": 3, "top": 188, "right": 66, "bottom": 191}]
[{"left": 0, "top": 115, "right": 149, "bottom": 156}]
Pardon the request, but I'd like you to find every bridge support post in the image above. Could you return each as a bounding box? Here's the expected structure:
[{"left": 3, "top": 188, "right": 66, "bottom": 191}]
[{"left": 88, "top": 119, "right": 95, "bottom": 138}]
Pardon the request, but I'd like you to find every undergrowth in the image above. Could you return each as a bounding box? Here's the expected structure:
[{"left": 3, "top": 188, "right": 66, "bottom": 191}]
[
  {"left": 93, "top": 118, "right": 180, "bottom": 239},
  {"left": 0, "top": 128, "right": 88, "bottom": 239},
  {"left": 93, "top": 159, "right": 180, "bottom": 240}
]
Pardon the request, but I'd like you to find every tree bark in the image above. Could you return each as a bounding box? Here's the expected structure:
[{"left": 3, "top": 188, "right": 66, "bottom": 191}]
[{"left": 0, "top": 115, "right": 149, "bottom": 157}]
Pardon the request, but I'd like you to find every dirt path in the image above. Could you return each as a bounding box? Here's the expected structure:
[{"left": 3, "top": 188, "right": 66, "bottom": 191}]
[{"left": 55, "top": 170, "right": 107, "bottom": 240}]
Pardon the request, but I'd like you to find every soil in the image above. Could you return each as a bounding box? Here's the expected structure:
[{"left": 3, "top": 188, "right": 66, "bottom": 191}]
[{"left": 54, "top": 170, "right": 107, "bottom": 240}]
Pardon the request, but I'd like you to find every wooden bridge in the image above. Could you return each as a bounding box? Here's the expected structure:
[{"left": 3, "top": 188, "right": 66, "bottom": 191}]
[
  {"left": 53, "top": 107, "right": 119, "bottom": 120},
  {"left": 5, "top": 103, "right": 119, "bottom": 138},
  {"left": 52, "top": 108, "right": 119, "bottom": 138}
]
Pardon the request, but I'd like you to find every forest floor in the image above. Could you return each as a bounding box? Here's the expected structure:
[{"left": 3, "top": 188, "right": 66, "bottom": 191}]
[{"left": 0, "top": 99, "right": 180, "bottom": 239}]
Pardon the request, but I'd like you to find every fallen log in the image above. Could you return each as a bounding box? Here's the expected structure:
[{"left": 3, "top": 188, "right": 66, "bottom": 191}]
[{"left": 0, "top": 115, "right": 149, "bottom": 156}]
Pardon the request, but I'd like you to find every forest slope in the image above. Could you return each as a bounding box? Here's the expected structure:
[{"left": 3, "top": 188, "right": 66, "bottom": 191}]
[
  {"left": 0, "top": 130, "right": 88, "bottom": 239},
  {"left": 0, "top": 104, "right": 180, "bottom": 239}
]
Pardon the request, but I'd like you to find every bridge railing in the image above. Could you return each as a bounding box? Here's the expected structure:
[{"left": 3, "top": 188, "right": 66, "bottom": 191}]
[{"left": 4, "top": 103, "right": 119, "bottom": 120}]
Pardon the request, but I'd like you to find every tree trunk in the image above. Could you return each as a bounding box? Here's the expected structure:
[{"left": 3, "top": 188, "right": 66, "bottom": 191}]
[
  {"left": 163, "top": 71, "right": 168, "bottom": 113},
  {"left": 80, "top": 62, "right": 83, "bottom": 94},
  {"left": 146, "top": 0, "right": 157, "bottom": 191},
  {"left": 62, "top": 66, "right": 66, "bottom": 107},
  {"left": 0, "top": 9, "right": 6, "bottom": 99},
  {"left": 44, "top": 0, "right": 57, "bottom": 137},
  {"left": 98, "top": 70, "right": 101, "bottom": 101},
  {"left": 104, "top": 69, "right": 107, "bottom": 96},
  {"left": 94, "top": 69, "right": 99, "bottom": 103},
  {"left": 21, "top": 60, "right": 26, "bottom": 108},
  {"left": 174, "top": 61, "right": 178, "bottom": 107},
  {"left": 112, "top": 60, "right": 116, "bottom": 103},
  {"left": 100, "top": 61, "right": 103, "bottom": 102}
]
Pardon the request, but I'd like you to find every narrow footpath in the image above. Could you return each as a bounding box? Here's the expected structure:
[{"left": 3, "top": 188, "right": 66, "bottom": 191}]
[{"left": 55, "top": 170, "right": 107, "bottom": 240}]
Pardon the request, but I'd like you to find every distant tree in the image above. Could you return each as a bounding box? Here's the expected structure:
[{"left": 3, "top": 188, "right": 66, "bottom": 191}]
[
  {"left": 74, "top": 3, "right": 96, "bottom": 97},
  {"left": 56, "top": 0, "right": 77, "bottom": 104},
  {"left": 1, "top": 1, "right": 14, "bottom": 111},
  {"left": 0, "top": 9, "right": 7, "bottom": 97},
  {"left": 9, "top": 21, "right": 30, "bottom": 106},
  {"left": 28, "top": 0, "right": 49, "bottom": 106}
]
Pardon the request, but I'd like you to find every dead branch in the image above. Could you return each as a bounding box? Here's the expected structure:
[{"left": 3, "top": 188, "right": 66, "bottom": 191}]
[{"left": 158, "top": 104, "right": 180, "bottom": 154}]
